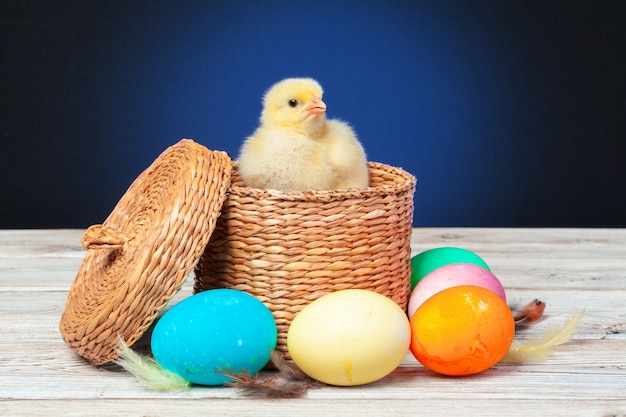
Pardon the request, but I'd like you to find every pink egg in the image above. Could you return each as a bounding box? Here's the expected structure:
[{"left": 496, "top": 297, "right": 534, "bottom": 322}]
[{"left": 407, "top": 263, "right": 507, "bottom": 319}]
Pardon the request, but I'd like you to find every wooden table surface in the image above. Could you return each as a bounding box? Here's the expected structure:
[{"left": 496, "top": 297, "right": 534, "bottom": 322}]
[{"left": 1, "top": 228, "right": 625, "bottom": 416}]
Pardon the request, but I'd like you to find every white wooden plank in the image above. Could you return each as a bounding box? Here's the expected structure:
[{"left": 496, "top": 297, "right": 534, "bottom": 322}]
[
  {"left": 0, "top": 398, "right": 624, "bottom": 417},
  {"left": 0, "top": 228, "right": 624, "bottom": 417}
]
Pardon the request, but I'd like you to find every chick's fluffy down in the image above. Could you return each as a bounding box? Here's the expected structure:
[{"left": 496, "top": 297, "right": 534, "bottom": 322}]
[{"left": 237, "top": 78, "right": 369, "bottom": 191}]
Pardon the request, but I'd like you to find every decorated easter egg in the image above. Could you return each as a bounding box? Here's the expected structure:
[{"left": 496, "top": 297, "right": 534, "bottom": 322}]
[
  {"left": 407, "top": 263, "right": 506, "bottom": 318},
  {"left": 410, "top": 247, "right": 490, "bottom": 289},
  {"left": 287, "top": 289, "right": 410, "bottom": 386},
  {"left": 410, "top": 285, "right": 514, "bottom": 376},
  {"left": 151, "top": 289, "right": 277, "bottom": 385}
]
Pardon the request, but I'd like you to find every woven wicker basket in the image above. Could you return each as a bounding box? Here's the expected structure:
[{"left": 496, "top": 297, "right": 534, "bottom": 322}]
[
  {"left": 194, "top": 162, "right": 416, "bottom": 357},
  {"left": 60, "top": 138, "right": 416, "bottom": 365}
]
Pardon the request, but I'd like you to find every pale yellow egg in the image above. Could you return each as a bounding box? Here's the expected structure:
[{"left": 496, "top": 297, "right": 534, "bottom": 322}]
[{"left": 287, "top": 289, "right": 410, "bottom": 386}]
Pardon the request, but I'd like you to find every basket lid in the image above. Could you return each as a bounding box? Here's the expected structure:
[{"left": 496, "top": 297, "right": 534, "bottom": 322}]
[{"left": 59, "top": 139, "right": 232, "bottom": 365}]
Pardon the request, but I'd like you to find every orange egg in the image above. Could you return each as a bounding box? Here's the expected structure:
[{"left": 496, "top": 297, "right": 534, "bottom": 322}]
[{"left": 409, "top": 285, "right": 515, "bottom": 376}]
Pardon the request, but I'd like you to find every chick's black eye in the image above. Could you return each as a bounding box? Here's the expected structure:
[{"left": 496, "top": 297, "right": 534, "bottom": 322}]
[{"left": 288, "top": 99, "right": 298, "bottom": 107}]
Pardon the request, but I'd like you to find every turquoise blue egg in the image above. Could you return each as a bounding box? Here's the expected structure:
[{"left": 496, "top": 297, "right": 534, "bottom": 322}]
[{"left": 151, "top": 289, "right": 277, "bottom": 385}]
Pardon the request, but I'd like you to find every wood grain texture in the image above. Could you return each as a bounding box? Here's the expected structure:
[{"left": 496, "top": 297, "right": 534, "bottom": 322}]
[{"left": 1, "top": 228, "right": 625, "bottom": 416}]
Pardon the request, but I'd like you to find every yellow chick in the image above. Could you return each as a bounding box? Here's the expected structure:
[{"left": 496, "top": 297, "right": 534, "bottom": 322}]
[{"left": 237, "top": 78, "right": 369, "bottom": 191}]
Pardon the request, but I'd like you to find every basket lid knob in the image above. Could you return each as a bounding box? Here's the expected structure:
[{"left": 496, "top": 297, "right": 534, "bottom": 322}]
[{"left": 82, "top": 224, "right": 129, "bottom": 252}]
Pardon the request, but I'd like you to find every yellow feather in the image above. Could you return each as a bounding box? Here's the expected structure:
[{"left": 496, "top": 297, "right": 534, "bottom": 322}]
[
  {"left": 503, "top": 309, "right": 584, "bottom": 364},
  {"left": 114, "top": 335, "right": 191, "bottom": 392}
]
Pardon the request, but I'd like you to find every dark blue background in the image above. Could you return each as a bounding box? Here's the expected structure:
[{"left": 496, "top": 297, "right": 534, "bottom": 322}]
[{"left": 2, "top": 0, "right": 624, "bottom": 228}]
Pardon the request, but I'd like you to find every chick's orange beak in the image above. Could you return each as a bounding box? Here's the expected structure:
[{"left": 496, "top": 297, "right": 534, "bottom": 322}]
[{"left": 306, "top": 96, "right": 326, "bottom": 115}]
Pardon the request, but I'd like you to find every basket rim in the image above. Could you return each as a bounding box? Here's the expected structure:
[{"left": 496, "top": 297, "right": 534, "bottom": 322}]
[{"left": 228, "top": 161, "right": 417, "bottom": 202}]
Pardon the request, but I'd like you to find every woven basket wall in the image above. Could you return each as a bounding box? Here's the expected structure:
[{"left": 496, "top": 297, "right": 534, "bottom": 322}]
[{"left": 194, "top": 162, "right": 416, "bottom": 357}]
